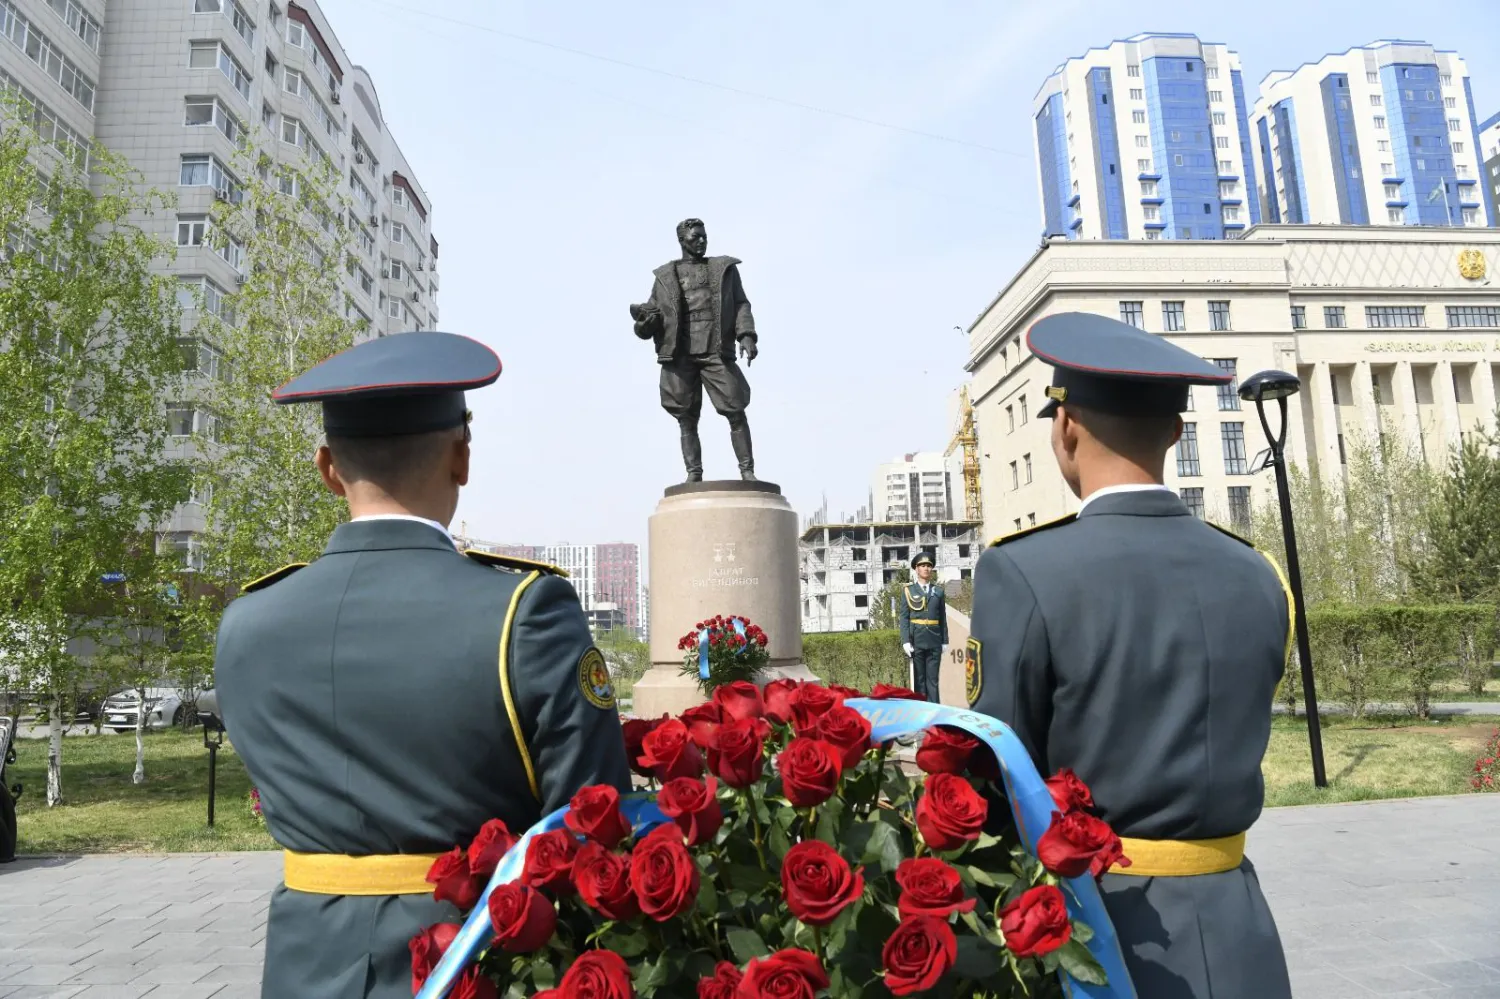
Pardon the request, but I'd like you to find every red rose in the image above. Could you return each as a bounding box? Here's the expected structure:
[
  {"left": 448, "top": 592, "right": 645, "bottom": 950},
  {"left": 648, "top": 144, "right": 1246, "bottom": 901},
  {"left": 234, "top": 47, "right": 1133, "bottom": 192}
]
[
  {"left": 894, "top": 858, "right": 977, "bottom": 920},
  {"left": 813, "top": 705, "right": 872, "bottom": 770},
  {"left": 487, "top": 882, "right": 557, "bottom": 953},
  {"left": 629, "top": 824, "right": 701, "bottom": 921},
  {"left": 565, "top": 785, "right": 631, "bottom": 849},
  {"left": 521, "top": 829, "right": 579, "bottom": 895},
  {"left": 426, "top": 847, "right": 484, "bottom": 911},
  {"left": 914, "top": 774, "right": 988, "bottom": 852},
  {"left": 409, "top": 922, "right": 460, "bottom": 993},
  {"left": 780, "top": 840, "right": 865, "bottom": 926},
  {"left": 736, "top": 950, "right": 829, "bottom": 999},
  {"left": 713, "top": 680, "right": 765, "bottom": 722},
  {"left": 915, "top": 726, "right": 979, "bottom": 776},
  {"left": 869, "top": 683, "right": 926, "bottom": 701},
  {"left": 681, "top": 703, "right": 723, "bottom": 750},
  {"left": 656, "top": 775, "right": 724, "bottom": 847},
  {"left": 467, "top": 818, "right": 519, "bottom": 878},
  {"left": 762, "top": 678, "right": 799, "bottom": 725},
  {"left": 828, "top": 683, "right": 863, "bottom": 700},
  {"left": 640, "top": 718, "right": 705, "bottom": 780},
  {"left": 453, "top": 967, "right": 499, "bottom": 999},
  {"left": 1000, "top": 884, "right": 1073, "bottom": 957},
  {"left": 1037, "top": 809, "right": 1130, "bottom": 878},
  {"left": 558, "top": 950, "right": 633, "bottom": 999},
  {"left": 776, "top": 738, "right": 844, "bottom": 808},
  {"left": 697, "top": 961, "right": 742, "bottom": 999},
  {"left": 622, "top": 716, "right": 665, "bottom": 777},
  {"left": 708, "top": 717, "right": 766, "bottom": 789},
  {"left": 572, "top": 841, "right": 640, "bottom": 922},
  {"left": 1045, "top": 767, "right": 1095, "bottom": 813},
  {"left": 881, "top": 916, "right": 957, "bottom": 996},
  {"left": 788, "top": 684, "right": 844, "bottom": 734}
]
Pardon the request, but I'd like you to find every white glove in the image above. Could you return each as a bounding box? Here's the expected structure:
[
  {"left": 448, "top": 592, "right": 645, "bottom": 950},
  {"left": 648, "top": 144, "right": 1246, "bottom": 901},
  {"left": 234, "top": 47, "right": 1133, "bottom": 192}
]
[{"left": 903, "top": 643, "right": 913, "bottom": 657}]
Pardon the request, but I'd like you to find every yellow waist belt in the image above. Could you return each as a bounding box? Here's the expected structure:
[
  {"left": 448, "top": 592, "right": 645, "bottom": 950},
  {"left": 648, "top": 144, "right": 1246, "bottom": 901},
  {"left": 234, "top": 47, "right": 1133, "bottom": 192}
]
[
  {"left": 283, "top": 850, "right": 443, "bottom": 896},
  {"left": 1109, "top": 832, "right": 1246, "bottom": 877},
  {"left": 911, "top": 618, "right": 940, "bottom": 625}
]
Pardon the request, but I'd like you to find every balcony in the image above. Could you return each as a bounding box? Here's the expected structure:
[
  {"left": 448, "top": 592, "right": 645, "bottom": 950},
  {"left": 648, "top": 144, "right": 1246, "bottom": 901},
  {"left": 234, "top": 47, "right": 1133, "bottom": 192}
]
[
  {"left": 1067, "top": 192, "right": 1081, "bottom": 208},
  {"left": 1138, "top": 170, "right": 1162, "bottom": 181}
]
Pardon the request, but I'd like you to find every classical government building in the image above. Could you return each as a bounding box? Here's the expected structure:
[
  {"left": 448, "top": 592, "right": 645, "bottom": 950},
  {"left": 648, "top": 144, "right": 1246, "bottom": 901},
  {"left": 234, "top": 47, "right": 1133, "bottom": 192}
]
[{"left": 964, "top": 225, "right": 1500, "bottom": 538}]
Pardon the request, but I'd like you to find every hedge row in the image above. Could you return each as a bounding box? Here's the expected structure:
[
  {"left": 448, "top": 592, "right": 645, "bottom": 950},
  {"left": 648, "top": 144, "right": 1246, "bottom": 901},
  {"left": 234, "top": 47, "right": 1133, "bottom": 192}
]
[
  {"left": 1299, "top": 603, "right": 1496, "bottom": 718},
  {"left": 802, "top": 629, "right": 911, "bottom": 693}
]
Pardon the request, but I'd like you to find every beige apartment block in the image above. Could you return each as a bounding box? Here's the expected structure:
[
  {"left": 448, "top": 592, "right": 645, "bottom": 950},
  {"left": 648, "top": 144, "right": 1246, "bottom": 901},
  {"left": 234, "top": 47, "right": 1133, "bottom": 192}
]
[{"left": 964, "top": 225, "right": 1500, "bottom": 541}]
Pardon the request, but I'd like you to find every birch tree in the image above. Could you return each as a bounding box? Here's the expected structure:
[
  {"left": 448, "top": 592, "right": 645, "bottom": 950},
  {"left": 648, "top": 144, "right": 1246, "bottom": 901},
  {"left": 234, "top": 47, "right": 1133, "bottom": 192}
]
[{"left": 0, "top": 97, "right": 191, "bottom": 805}]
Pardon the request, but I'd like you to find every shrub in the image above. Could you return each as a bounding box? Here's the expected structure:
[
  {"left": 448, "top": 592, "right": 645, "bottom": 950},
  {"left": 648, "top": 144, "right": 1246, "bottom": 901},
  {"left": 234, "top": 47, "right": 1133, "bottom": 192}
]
[
  {"left": 802, "top": 630, "right": 910, "bottom": 693},
  {"left": 1471, "top": 727, "right": 1500, "bottom": 793}
]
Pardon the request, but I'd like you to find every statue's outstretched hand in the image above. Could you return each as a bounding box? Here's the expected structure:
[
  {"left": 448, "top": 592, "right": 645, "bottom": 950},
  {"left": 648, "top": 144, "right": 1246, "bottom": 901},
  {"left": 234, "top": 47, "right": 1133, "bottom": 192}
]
[{"left": 739, "top": 338, "right": 758, "bottom": 365}]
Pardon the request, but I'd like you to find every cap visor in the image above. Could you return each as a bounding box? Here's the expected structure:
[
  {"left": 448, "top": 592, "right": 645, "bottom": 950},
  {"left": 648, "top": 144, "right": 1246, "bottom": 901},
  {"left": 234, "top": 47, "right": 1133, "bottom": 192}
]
[{"left": 1038, "top": 399, "right": 1060, "bottom": 419}]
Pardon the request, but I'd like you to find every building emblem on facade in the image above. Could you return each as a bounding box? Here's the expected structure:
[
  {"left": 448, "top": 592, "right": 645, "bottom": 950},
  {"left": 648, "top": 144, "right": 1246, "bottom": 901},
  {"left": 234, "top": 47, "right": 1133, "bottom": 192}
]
[{"left": 1458, "top": 249, "right": 1486, "bottom": 281}]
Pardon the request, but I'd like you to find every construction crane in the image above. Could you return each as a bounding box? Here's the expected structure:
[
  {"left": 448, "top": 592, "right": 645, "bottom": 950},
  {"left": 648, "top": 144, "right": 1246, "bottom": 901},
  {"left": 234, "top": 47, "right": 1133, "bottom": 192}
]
[{"left": 945, "top": 385, "right": 983, "bottom": 521}]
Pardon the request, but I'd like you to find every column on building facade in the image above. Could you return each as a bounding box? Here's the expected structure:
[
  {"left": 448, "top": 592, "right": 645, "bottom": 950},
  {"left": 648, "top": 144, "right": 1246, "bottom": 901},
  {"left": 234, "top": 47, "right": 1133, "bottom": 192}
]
[
  {"left": 1475, "top": 360, "right": 1499, "bottom": 436},
  {"left": 1392, "top": 360, "right": 1423, "bottom": 453},
  {"left": 1275, "top": 344, "right": 1309, "bottom": 468},
  {"left": 1353, "top": 360, "right": 1381, "bottom": 446},
  {"left": 1435, "top": 360, "right": 1464, "bottom": 451},
  {"left": 1311, "top": 361, "right": 1342, "bottom": 483}
]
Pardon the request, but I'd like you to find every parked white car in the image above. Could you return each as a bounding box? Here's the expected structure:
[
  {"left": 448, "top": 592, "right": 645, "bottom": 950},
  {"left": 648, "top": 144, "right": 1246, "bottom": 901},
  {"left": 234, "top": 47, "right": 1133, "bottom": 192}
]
[{"left": 100, "top": 687, "right": 194, "bottom": 733}]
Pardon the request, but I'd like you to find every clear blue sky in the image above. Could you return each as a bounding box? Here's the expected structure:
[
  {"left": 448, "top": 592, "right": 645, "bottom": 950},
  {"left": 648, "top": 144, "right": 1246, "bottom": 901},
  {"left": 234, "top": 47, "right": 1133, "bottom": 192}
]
[{"left": 317, "top": 0, "right": 1500, "bottom": 551}]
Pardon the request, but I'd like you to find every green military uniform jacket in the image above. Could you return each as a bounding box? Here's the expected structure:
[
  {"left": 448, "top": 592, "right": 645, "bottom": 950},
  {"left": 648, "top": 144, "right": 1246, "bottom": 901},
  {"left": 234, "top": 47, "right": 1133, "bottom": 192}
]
[
  {"left": 897, "top": 579, "right": 948, "bottom": 650},
  {"left": 215, "top": 519, "right": 630, "bottom": 999}
]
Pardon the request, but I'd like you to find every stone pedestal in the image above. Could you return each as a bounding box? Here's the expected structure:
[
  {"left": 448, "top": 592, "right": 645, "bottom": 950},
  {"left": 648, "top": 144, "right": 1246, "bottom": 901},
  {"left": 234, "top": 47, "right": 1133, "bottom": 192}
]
[{"left": 632, "top": 481, "right": 803, "bottom": 719}]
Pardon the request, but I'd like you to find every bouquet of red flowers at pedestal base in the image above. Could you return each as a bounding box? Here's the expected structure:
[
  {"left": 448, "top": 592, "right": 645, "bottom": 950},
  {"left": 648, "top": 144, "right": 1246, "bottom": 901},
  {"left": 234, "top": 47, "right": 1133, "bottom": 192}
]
[
  {"left": 413, "top": 680, "right": 1124, "bottom": 998},
  {"left": 677, "top": 616, "right": 770, "bottom": 694}
]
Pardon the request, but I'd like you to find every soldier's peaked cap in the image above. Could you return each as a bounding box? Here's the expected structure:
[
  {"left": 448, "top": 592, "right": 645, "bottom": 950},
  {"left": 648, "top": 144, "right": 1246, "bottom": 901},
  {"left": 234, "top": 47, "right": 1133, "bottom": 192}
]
[
  {"left": 272, "top": 331, "right": 502, "bottom": 437},
  {"left": 911, "top": 552, "right": 935, "bottom": 568},
  {"left": 1029, "top": 312, "right": 1231, "bottom": 419}
]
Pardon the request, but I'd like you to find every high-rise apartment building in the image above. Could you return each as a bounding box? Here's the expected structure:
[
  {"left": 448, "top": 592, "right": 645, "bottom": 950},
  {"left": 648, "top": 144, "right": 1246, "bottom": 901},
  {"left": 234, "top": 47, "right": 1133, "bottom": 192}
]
[
  {"left": 595, "top": 543, "right": 641, "bottom": 635},
  {"left": 1252, "top": 41, "right": 1494, "bottom": 229},
  {"left": 452, "top": 535, "right": 645, "bottom": 638},
  {"left": 1481, "top": 112, "right": 1500, "bottom": 227},
  {"left": 1, "top": 0, "right": 441, "bottom": 339},
  {"left": 870, "top": 453, "right": 959, "bottom": 523},
  {"left": 1033, "top": 33, "right": 1261, "bottom": 241}
]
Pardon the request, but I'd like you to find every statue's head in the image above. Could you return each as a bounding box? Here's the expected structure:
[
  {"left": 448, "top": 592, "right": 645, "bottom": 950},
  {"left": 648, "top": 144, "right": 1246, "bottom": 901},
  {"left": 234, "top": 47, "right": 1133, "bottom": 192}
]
[{"left": 676, "top": 218, "right": 707, "bottom": 259}]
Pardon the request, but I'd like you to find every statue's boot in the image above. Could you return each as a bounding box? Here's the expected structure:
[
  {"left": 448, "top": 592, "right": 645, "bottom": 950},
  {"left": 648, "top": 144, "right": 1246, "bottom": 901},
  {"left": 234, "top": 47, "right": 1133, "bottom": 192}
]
[
  {"left": 680, "top": 423, "right": 703, "bottom": 482},
  {"left": 730, "top": 417, "right": 756, "bottom": 481}
]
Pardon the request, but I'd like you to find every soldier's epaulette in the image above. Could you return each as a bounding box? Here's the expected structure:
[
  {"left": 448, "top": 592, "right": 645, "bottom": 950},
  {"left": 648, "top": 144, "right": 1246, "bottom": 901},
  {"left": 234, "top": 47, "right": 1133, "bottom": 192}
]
[
  {"left": 989, "top": 512, "right": 1077, "bottom": 548},
  {"left": 463, "top": 550, "right": 570, "bottom": 577},
  {"left": 241, "top": 563, "right": 308, "bottom": 593},
  {"left": 1204, "top": 521, "right": 1256, "bottom": 548}
]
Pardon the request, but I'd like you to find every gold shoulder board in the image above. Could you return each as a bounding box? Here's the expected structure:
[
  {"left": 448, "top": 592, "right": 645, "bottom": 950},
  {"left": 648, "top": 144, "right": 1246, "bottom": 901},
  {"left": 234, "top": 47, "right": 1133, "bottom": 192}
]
[
  {"left": 242, "top": 563, "right": 308, "bottom": 593},
  {"left": 464, "top": 550, "right": 569, "bottom": 577},
  {"left": 1204, "top": 521, "right": 1256, "bottom": 548},
  {"left": 989, "top": 513, "right": 1077, "bottom": 548}
]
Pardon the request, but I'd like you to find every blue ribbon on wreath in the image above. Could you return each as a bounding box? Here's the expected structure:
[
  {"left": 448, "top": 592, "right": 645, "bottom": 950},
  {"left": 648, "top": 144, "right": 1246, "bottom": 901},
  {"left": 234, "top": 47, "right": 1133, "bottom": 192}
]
[
  {"left": 697, "top": 616, "right": 748, "bottom": 680},
  {"left": 415, "top": 699, "right": 1136, "bottom": 999}
]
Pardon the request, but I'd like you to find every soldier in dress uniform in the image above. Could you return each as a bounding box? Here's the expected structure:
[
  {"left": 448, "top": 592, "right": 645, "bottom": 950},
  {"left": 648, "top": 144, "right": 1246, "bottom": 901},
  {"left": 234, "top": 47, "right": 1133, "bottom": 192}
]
[
  {"left": 897, "top": 551, "right": 947, "bottom": 702},
  {"left": 213, "top": 332, "right": 631, "bottom": 999},
  {"left": 966, "top": 312, "right": 1293, "bottom": 999}
]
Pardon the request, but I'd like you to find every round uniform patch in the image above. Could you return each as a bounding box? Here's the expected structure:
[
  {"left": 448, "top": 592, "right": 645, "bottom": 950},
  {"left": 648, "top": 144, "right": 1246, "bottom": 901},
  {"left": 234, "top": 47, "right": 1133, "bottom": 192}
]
[{"left": 578, "top": 647, "right": 615, "bottom": 710}]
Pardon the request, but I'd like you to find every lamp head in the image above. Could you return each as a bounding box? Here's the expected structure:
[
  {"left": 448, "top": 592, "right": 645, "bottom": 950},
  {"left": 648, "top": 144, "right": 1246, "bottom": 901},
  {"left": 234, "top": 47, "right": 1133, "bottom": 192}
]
[{"left": 1239, "top": 369, "right": 1301, "bottom": 404}]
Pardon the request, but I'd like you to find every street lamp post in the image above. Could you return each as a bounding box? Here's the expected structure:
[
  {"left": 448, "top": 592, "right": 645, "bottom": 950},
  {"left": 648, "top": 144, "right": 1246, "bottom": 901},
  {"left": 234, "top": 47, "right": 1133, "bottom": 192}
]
[
  {"left": 199, "top": 712, "right": 224, "bottom": 826},
  {"left": 1240, "top": 370, "right": 1328, "bottom": 789}
]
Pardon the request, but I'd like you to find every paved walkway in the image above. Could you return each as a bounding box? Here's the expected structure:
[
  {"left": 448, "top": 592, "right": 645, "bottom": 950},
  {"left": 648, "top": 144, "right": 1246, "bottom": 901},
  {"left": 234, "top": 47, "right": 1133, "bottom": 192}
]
[{"left": 2, "top": 795, "right": 1498, "bottom": 997}]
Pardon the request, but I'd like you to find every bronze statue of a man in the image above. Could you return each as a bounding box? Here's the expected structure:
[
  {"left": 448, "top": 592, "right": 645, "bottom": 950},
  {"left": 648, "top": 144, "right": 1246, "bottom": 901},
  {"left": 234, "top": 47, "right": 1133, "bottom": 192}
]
[{"left": 630, "top": 218, "right": 758, "bottom": 482}]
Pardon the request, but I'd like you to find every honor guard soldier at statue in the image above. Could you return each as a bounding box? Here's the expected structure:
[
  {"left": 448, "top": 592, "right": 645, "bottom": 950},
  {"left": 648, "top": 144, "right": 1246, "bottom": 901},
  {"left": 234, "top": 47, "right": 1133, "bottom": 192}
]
[
  {"left": 897, "top": 551, "right": 947, "bottom": 703},
  {"left": 967, "top": 313, "right": 1292, "bottom": 999},
  {"left": 213, "top": 332, "right": 631, "bottom": 999}
]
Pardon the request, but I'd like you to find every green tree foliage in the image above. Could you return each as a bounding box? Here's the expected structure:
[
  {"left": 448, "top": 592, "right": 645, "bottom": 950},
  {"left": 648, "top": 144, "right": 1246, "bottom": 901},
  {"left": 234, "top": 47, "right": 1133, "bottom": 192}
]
[
  {"left": 0, "top": 99, "right": 191, "bottom": 805},
  {"left": 870, "top": 566, "right": 911, "bottom": 632}
]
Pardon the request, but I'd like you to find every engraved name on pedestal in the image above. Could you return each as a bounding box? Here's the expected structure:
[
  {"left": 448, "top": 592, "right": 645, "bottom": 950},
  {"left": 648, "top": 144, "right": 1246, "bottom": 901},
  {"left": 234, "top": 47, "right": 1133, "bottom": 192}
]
[{"left": 693, "top": 542, "right": 759, "bottom": 590}]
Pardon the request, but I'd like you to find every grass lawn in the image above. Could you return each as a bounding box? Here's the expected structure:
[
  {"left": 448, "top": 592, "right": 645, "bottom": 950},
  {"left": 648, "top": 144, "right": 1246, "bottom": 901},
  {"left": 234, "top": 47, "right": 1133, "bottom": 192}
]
[
  {"left": 10, "top": 729, "right": 275, "bottom": 855},
  {"left": 1432, "top": 676, "right": 1500, "bottom": 702},
  {"left": 1263, "top": 713, "right": 1499, "bottom": 807}
]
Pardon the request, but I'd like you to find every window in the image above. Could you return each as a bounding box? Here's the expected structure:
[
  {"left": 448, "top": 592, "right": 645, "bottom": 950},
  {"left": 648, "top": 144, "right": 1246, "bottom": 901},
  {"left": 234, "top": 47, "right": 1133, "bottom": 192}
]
[
  {"left": 1024, "top": 454, "right": 1032, "bottom": 484},
  {"left": 1219, "top": 159, "right": 1233, "bottom": 173},
  {"left": 1170, "top": 130, "right": 1182, "bottom": 143},
  {"left": 1162, "top": 301, "right": 1185, "bottom": 331},
  {"left": 1135, "top": 135, "right": 1149, "bottom": 148},
  {"left": 184, "top": 96, "right": 243, "bottom": 145},
  {"left": 1019, "top": 396, "right": 1028, "bottom": 424},
  {"left": 1176, "top": 423, "right": 1201, "bottom": 476},
  {"left": 189, "top": 41, "right": 250, "bottom": 100},
  {"left": 1212, "top": 111, "right": 1227, "bottom": 126},
  {"left": 1006, "top": 405, "right": 1014, "bottom": 433},
  {"left": 358, "top": 226, "right": 375, "bottom": 256},
  {"left": 1127, "top": 64, "right": 1140, "bottom": 77},
  {"left": 286, "top": 18, "right": 305, "bottom": 46},
  {"left": 349, "top": 171, "right": 376, "bottom": 213},
  {"left": 1132, "top": 110, "right": 1146, "bottom": 124},
  {"left": 1291, "top": 305, "right": 1306, "bottom": 329},
  {"left": 1138, "top": 158, "right": 1152, "bottom": 172},
  {"left": 1457, "top": 164, "right": 1470, "bottom": 178},
  {"left": 1324, "top": 305, "right": 1346, "bottom": 328},
  {"left": 218, "top": 233, "right": 244, "bottom": 272},
  {"left": 1180, "top": 488, "right": 1205, "bottom": 519},
  {"left": 1130, "top": 88, "right": 1143, "bottom": 100},
  {"left": 1448, "top": 306, "right": 1500, "bottom": 328},
  {"left": 1450, "top": 119, "right": 1462, "bottom": 133},
  {"left": 1378, "top": 140, "right": 1390, "bottom": 152},
  {"left": 1221, "top": 423, "right": 1248, "bottom": 474},
  {"left": 1366, "top": 306, "right": 1426, "bottom": 328},
  {"left": 179, "top": 154, "right": 241, "bottom": 201},
  {"left": 177, "top": 337, "right": 224, "bottom": 379},
  {"left": 1452, "top": 142, "right": 1464, "bottom": 154},
  {"left": 852, "top": 548, "right": 866, "bottom": 562},
  {"left": 386, "top": 296, "right": 402, "bottom": 319},
  {"left": 1370, "top": 94, "right": 1383, "bottom": 107},
  {"left": 281, "top": 116, "right": 305, "bottom": 147},
  {"left": 284, "top": 67, "right": 306, "bottom": 97},
  {"left": 853, "top": 595, "right": 869, "bottom": 609},
  {"left": 1206, "top": 66, "right": 1220, "bottom": 80},
  {"left": 1381, "top": 161, "right": 1395, "bottom": 175},
  {"left": 1143, "top": 205, "right": 1160, "bottom": 221},
  {"left": 176, "top": 215, "right": 207, "bottom": 247},
  {"left": 1014, "top": 519, "right": 1022, "bottom": 531},
  {"left": 196, "top": 0, "right": 254, "bottom": 45},
  {"left": 1145, "top": 230, "right": 1161, "bottom": 240},
  {"left": 392, "top": 186, "right": 407, "bottom": 208},
  {"left": 1028, "top": 514, "right": 1037, "bottom": 526},
  {"left": 1366, "top": 71, "right": 1378, "bottom": 84},
  {"left": 1215, "top": 135, "right": 1230, "bottom": 149},
  {"left": 851, "top": 571, "right": 867, "bottom": 586},
  {"left": 1215, "top": 358, "right": 1240, "bottom": 410},
  {"left": 1227, "top": 486, "right": 1252, "bottom": 529},
  {"left": 1208, "top": 90, "right": 1222, "bottom": 102},
  {"left": 165, "top": 405, "right": 219, "bottom": 443},
  {"left": 1010, "top": 461, "right": 1019, "bottom": 490},
  {"left": 1441, "top": 73, "right": 1452, "bottom": 87},
  {"left": 1383, "top": 183, "right": 1402, "bottom": 200},
  {"left": 958, "top": 544, "right": 971, "bottom": 559},
  {"left": 159, "top": 532, "right": 205, "bottom": 572},
  {"left": 1388, "top": 207, "right": 1405, "bottom": 223},
  {"left": 357, "top": 266, "right": 373, "bottom": 296},
  {"left": 1185, "top": 387, "right": 1194, "bottom": 411},
  {"left": 177, "top": 277, "right": 234, "bottom": 323},
  {"left": 1208, "top": 301, "right": 1231, "bottom": 332},
  {"left": 1462, "top": 208, "right": 1478, "bottom": 225},
  {"left": 1141, "top": 180, "right": 1158, "bottom": 197},
  {"left": 1223, "top": 205, "right": 1240, "bottom": 221},
  {"left": 45, "top": 0, "right": 99, "bottom": 51},
  {"left": 4, "top": 4, "right": 96, "bottom": 110},
  {"left": 388, "top": 260, "right": 405, "bottom": 281},
  {"left": 1119, "top": 301, "right": 1144, "bottom": 328},
  {"left": 1446, "top": 96, "right": 1458, "bottom": 109},
  {"left": 1374, "top": 116, "right": 1386, "bottom": 130},
  {"left": 391, "top": 222, "right": 406, "bottom": 244}
]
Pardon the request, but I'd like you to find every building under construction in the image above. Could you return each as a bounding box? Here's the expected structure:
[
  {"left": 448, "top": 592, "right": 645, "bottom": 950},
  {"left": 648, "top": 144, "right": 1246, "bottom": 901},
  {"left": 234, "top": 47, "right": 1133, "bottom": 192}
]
[{"left": 798, "top": 519, "right": 983, "bottom": 634}]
